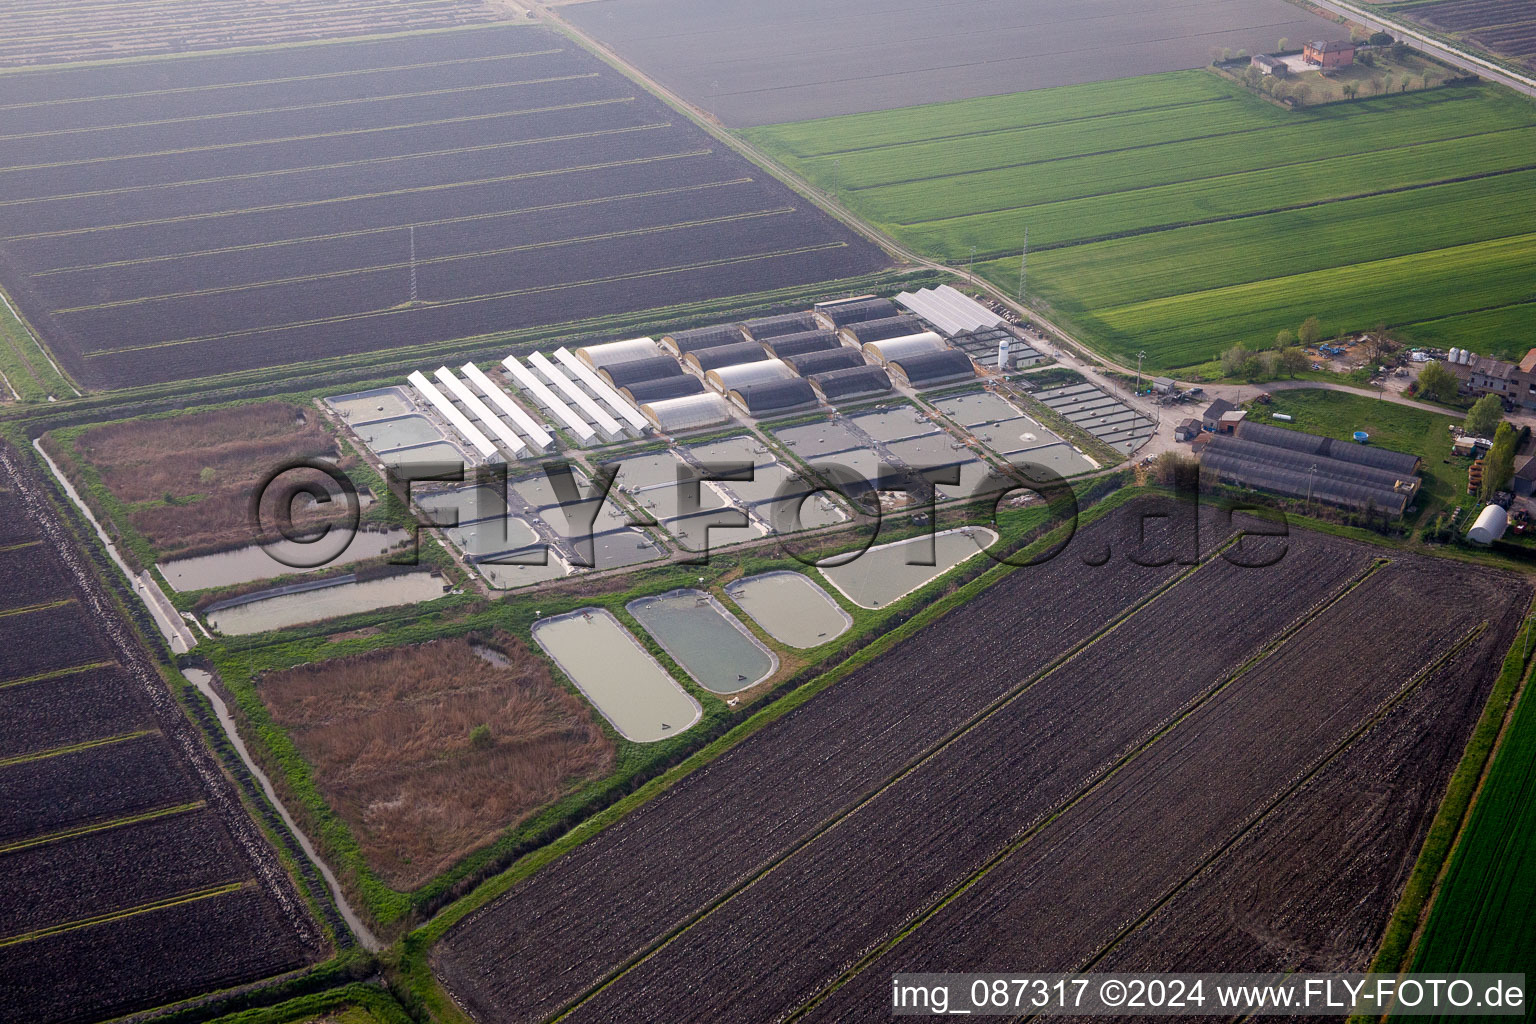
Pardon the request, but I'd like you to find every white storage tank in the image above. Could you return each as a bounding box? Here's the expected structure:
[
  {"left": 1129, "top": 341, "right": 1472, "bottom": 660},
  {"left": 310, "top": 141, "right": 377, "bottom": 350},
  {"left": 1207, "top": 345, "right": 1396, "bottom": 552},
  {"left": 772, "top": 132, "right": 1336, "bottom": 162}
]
[{"left": 1467, "top": 504, "right": 1508, "bottom": 545}]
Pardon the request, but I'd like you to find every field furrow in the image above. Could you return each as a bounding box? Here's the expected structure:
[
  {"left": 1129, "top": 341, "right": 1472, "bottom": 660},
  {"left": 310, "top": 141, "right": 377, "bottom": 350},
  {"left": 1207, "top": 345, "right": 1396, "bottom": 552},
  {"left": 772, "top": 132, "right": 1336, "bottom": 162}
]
[
  {"left": 1091, "top": 601, "right": 1524, "bottom": 977},
  {"left": 561, "top": 538, "right": 1376, "bottom": 1024},
  {"left": 0, "top": 667, "right": 149, "bottom": 761},
  {"left": 803, "top": 559, "right": 1518, "bottom": 1021},
  {"left": 0, "top": 808, "right": 248, "bottom": 938},
  {"left": 0, "top": 887, "right": 311, "bottom": 1024}
]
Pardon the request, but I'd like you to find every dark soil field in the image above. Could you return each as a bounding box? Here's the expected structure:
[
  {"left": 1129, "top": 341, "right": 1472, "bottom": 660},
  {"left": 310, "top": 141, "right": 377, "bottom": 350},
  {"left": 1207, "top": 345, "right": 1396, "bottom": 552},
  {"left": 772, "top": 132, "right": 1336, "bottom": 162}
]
[
  {"left": 0, "top": 735, "right": 195, "bottom": 845},
  {"left": 561, "top": 0, "right": 1338, "bottom": 126},
  {"left": 1376, "top": 0, "right": 1536, "bottom": 71},
  {"left": 0, "top": 0, "right": 508, "bottom": 67},
  {"left": 0, "top": 25, "right": 888, "bottom": 389},
  {"left": 0, "top": 666, "right": 151, "bottom": 760},
  {"left": 432, "top": 503, "right": 1527, "bottom": 1024},
  {"left": 1091, "top": 629, "right": 1511, "bottom": 979},
  {"left": 0, "top": 887, "right": 312, "bottom": 1024},
  {"left": 0, "top": 539, "right": 74, "bottom": 609},
  {"left": 0, "top": 807, "right": 247, "bottom": 936},
  {"left": 0, "top": 453, "right": 322, "bottom": 1024},
  {"left": 260, "top": 635, "right": 614, "bottom": 889},
  {"left": 432, "top": 500, "right": 1229, "bottom": 1023},
  {"left": 0, "top": 600, "right": 109, "bottom": 680},
  {"left": 804, "top": 562, "right": 1524, "bottom": 1022},
  {"left": 561, "top": 540, "right": 1381, "bottom": 1023}
]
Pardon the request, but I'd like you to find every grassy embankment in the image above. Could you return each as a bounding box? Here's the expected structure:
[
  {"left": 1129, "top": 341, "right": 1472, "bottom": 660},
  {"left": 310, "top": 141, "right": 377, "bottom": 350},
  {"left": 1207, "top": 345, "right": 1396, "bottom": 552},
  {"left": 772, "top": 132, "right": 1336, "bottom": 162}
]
[
  {"left": 0, "top": 286, "right": 75, "bottom": 403},
  {"left": 746, "top": 73, "right": 1536, "bottom": 372}
]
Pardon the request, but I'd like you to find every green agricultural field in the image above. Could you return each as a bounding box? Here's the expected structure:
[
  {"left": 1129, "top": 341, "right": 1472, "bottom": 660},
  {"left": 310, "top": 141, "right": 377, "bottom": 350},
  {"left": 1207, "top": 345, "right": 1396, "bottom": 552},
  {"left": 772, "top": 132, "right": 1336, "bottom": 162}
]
[
  {"left": 747, "top": 72, "right": 1536, "bottom": 372},
  {"left": 1403, "top": 654, "right": 1536, "bottom": 1002}
]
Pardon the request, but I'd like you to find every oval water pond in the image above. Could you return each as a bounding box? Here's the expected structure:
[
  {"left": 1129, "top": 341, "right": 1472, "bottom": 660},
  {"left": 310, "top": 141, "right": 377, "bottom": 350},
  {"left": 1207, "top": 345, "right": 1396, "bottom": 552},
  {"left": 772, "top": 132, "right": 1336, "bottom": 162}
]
[
  {"left": 627, "top": 590, "right": 777, "bottom": 695},
  {"left": 723, "top": 571, "right": 851, "bottom": 649},
  {"left": 532, "top": 608, "right": 700, "bottom": 743},
  {"left": 818, "top": 527, "right": 998, "bottom": 609}
]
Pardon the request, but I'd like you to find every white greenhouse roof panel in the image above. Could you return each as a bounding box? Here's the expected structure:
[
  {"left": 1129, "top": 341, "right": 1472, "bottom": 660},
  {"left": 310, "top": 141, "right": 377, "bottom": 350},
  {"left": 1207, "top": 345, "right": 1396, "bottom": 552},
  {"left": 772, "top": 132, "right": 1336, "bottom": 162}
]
[
  {"left": 642, "top": 393, "right": 734, "bottom": 433},
  {"left": 574, "top": 337, "right": 662, "bottom": 370},
  {"left": 896, "top": 285, "right": 1005, "bottom": 337},
  {"left": 553, "top": 347, "right": 650, "bottom": 432},
  {"left": 704, "top": 358, "right": 798, "bottom": 393},
  {"left": 407, "top": 370, "right": 498, "bottom": 460},
  {"left": 501, "top": 356, "right": 597, "bottom": 446},
  {"left": 433, "top": 366, "right": 530, "bottom": 459},
  {"left": 459, "top": 362, "right": 555, "bottom": 452},
  {"left": 863, "top": 331, "right": 949, "bottom": 365},
  {"left": 528, "top": 351, "right": 626, "bottom": 440}
]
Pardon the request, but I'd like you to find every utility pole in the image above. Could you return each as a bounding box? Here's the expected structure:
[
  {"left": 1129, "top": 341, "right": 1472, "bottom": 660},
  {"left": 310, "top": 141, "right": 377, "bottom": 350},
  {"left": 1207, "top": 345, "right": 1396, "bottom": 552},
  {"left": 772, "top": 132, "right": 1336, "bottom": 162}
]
[
  {"left": 1017, "top": 227, "right": 1027, "bottom": 302},
  {"left": 408, "top": 225, "right": 418, "bottom": 304},
  {"left": 1308, "top": 463, "right": 1318, "bottom": 506},
  {"left": 832, "top": 158, "right": 840, "bottom": 201},
  {"left": 1136, "top": 350, "right": 1146, "bottom": 394},
  {"left": 968, "top": 244, "right": 977, "bottom": 281}
]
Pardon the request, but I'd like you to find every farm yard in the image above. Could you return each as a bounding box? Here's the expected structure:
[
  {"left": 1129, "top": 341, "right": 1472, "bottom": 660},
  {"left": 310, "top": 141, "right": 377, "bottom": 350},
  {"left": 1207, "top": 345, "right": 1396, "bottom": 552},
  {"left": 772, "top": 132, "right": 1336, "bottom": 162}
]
[
  {"left": 561, "top": 0, "right": 1336, "bottom": 126},
  {"left": 258, "top": 636, "right": 614, "bottom": 890},
  {"left": 431, "top": 498, "right": 1527, "bottom": 1023},
  {"left": 0, "top": 24, "right": 887, "bottom": 390},
  {"left": 0, "top": 449, "right": 324, "bottom": 1024},
  {"left": 746, "top": 73, "right": 1536, "bottom": 370},
  {"left": 0, "top": 0, "right": 510, "bottom": 67},
  {"left": 1370, "top": 0, "right": 1536, "bottom": 72}
]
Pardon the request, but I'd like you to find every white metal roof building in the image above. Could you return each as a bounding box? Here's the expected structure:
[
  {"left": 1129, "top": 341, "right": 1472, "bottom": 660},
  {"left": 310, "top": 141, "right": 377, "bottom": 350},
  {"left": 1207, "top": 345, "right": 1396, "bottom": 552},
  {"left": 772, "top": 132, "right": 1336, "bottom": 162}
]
[
  {"left": 500, "top": 356, "right": 597, "bottom": 446},
  {"left": 459, "top": 362, "right": 554, "bottom": 452},
  {"left": 705, "top": 358, "right": 798, "bottom": 393},
  {"left": 529, "top": 351, "right": 626, "bottom": 440},
  {"left": 895, "top": 285, "right": 1006, "bottom": 337},
  {"left": 1468, "top": 504, "right": 1508, "bottom": 544},
  {"left": 407, "top": 370, "right": 499, "bottom": 461},
  {"left": 432, "top": 366, "right": 530, "bottom": 459},
  {"left": 553, "top": 348, "right": 651, "bottom": 434},
  {"left": 641, "top": 393, "right": 735, "bottom": 433},
  {"left": 574, "top": 337, "right": 662, "bottom": 370},
  {"left": 862, "top": 331, "right": 949, "bottom": 365}
]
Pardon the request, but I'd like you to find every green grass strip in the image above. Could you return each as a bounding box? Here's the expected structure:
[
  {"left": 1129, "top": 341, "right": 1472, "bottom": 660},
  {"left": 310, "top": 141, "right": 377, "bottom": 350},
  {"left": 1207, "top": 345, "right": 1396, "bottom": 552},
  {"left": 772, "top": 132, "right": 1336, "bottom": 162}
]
[
  {"left": 0, "top": 881, "right": 246, "bottom": 948},
  {"left": 0, "top": 800, "right": 204, "bottom": 855},
  {"left": 1366, "top": 598, "right": 1536, "bottom": 985},
  {"left": 0, "top": 729, "right": 156, "bottom": 769},
  {"left": 0, "top": 597, "right": 72, "bottom": 619},
  {"left": 0, "top": 660, "right": 117, "bottom": 690}
]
